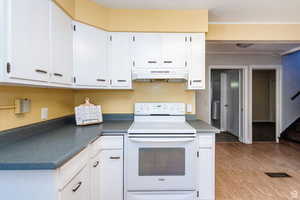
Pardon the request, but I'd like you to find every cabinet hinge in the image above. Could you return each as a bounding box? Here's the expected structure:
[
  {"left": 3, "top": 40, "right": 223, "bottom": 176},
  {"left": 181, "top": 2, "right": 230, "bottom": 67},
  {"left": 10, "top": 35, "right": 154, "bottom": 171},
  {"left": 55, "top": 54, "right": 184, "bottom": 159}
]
[
  {"left": 73, "top": 25, "right": 76, "bottom": 31},
  {"left": 73, "top": 76, "right": 76, "bottom": 83},
  {"left": 197, "top": 191, "right": 199, "bottom": 197},
  {"left": 110, "top": 80, "right": 112, "bottom": 85},
  {"left": 132, "top": 36, "right": 135, "bottom": 42},
  {"left": 185, "top": 37, "right": 187, "bottom": 42},
  {"left": 190, "top": 37, "right": 192, "bottom": 42},
  {"left": 197, "top": 151, "right": 199, "bottom": 158},
  {"left": 6, "top": 62, "right": 11, "bottom": 74},
  {"left": 109, "top": 35, "right": 112, "bottom": 41},
  {"left": 133, "top": 61, "right": 135, "bottom": 67}
]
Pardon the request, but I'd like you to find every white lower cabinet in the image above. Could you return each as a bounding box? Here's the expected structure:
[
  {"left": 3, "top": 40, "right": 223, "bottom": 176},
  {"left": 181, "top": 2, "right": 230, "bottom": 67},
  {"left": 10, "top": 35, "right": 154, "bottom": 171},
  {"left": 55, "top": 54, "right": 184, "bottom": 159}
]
[
  {"left": 127, "top": 191, "right": 196, "bottom": 200},
  {"left": 60, "top": 165, "right": 90, "bottom": 200}
]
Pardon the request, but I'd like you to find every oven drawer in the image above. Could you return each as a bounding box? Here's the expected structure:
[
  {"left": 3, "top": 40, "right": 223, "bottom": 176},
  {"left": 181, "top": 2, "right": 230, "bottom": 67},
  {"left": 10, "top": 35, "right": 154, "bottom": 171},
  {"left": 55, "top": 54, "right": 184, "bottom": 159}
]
[{"left": 128, "top": 191, "right": 196, "bottom": 200}]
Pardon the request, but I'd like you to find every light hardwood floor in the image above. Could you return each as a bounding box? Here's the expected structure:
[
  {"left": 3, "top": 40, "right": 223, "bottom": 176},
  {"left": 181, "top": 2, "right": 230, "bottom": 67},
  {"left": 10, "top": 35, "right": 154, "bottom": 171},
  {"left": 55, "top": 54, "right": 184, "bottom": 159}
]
[{"left": 216, "top": 143, "right": 300, "bottom": 200}]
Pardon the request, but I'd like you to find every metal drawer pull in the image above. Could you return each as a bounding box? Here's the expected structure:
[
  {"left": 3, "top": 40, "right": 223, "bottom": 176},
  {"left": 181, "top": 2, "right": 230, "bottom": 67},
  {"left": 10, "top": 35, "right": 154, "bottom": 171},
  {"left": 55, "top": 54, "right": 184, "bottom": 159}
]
[
  {"left": 72, "top": 182, "right": 82, "bottom": 192},
  {"left": 117, "top": 80, "right": 127, "bottom": 82},
  {"left": 35, "top": 69, "right": 47, "bottom": 74},
  {"left": 110, "top": 156, "right": 120, "bottom": 160},
  {"left": 53, "top": 73, "right": 63, "bottom": 77},
  {"left": 151, "top": 71, "right": 170, "bottom": 74},
  {"left": 93, "top": 161, "right": 99, "bottom": 168},
  {"left": 164, "top": 61, "right": 173, "bottom": 63},
  {"left": 148, "top": 61, "right": 157, "bottom": 64},
  {"left": 96, "top": 79, "right": 106, "bottom": 82},
  {"left": 193, "top": 80, "right": 202, "bottom": 82}
]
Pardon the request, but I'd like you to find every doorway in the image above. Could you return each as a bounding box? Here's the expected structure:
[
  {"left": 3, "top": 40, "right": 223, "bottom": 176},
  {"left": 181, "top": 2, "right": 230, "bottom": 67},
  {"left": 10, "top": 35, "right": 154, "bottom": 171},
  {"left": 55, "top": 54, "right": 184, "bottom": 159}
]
[
  {"left": 252, "top": 69, "right": 276, "bottom": 142},
  {"left": 210, "top": 69, "right": 244, "bottom": 142}
]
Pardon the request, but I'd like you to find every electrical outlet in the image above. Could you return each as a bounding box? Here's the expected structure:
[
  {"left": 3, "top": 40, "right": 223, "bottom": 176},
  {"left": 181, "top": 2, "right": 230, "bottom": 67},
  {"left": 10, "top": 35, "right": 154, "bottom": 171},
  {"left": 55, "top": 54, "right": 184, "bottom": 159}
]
[
  {"left": 186, "top": 104, "right": 192, "bottom": 113},
  {"left": 41, "top": 108, "right": 48, "bottom": 120}
]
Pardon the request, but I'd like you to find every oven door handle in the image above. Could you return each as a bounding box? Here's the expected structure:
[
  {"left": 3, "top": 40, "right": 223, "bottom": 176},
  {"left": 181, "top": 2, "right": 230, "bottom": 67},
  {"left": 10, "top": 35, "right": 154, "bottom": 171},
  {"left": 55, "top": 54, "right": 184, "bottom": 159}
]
[{"left": 128, "top": 138, "right": 195, "bottom": 143}]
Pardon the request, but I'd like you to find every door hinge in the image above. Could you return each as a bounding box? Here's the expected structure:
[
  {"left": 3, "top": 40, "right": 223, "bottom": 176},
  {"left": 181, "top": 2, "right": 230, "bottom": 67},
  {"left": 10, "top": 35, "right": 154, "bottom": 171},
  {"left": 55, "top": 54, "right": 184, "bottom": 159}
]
[
  {"left": 132, "top": 36, "right": 135, "bottom": 42},
  {"left": 197, "top": 151, "right": 199, "bottom": 158},
  {"left": 197, "top": 191, "right": 199, "bottom": 197},
  {"left": 109, "top": 35, "right": 112, "bottom": 41},
  {"left": 6, "top": 62, "right": 11, "bottom": 73},
  {"left": 73, "top": 76, "right": 76, "bottom": 83},
  {"left": 73, "top": 25, "right": 76, "bottom": 31}
]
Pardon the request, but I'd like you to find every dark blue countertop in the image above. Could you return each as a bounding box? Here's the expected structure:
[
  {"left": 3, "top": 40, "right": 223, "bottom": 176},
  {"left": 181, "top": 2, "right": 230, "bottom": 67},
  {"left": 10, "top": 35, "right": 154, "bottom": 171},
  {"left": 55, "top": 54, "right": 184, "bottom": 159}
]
[{"left": 0, "top": 116, "right": 218, "bottom": 170}]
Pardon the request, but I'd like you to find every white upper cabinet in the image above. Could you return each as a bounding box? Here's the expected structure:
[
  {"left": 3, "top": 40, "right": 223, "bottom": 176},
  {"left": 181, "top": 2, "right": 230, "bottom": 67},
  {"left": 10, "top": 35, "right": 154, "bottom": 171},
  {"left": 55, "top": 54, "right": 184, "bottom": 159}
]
[
  {"left": 187, "top": 33, "right": 206, "bottom": 90},
  {"left": 6, "top": 0, "right": 50, "bottom": 82},
  {"left": 132, "top": 33, "right": 162, "bottom": 68},
  {"left": 50, "top": 2, "right": 73, "bottom": 85},
  {"left": 161, "top": 34, "right": 188, "bottom": 68},
  {"left": 107, "top": 32, "right": 132, "bottom": 89},
  {"left": 74, "top": 22, "right": 108, "bottom": 87}
]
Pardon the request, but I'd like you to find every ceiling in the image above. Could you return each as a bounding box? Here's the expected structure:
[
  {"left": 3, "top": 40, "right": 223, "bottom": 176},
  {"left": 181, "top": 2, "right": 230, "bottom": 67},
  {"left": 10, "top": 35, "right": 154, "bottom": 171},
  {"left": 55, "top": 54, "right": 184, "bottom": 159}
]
[
  {"left": 93, "top": 0, "right": 300, "bottom": 23},
  {"left": 206, "top": 43, "right": 300, "bottom": 55}
]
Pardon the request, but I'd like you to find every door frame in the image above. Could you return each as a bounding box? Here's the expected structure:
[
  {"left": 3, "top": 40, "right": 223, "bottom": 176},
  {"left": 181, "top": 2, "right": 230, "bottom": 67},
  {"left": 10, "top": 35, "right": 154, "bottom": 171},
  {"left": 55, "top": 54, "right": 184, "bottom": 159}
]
[
  {"left": 208, "top": 65, "right": 249, "bottom": 144},
  {"left": 249, "top": 65, "right": 282, "bottom": 143}
]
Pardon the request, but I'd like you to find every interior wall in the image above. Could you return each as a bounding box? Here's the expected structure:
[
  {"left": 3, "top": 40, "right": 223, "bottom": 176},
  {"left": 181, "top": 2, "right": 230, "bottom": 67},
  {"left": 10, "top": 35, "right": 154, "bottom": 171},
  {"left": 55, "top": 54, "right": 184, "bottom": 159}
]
[
  {"left": 0, "top": 86, "right": 74, "bottom": 131},
  {"left": 196, "top": 54, "right": 281, "bottom": 123},
  {"left": 53, "top": 0, "right": 75, "bottom": 17},
  {"left": 282, "top": 51, "right": 300, "bottom": 130},
  {"left": 252, "top": 70, "right": 276, "bottom": 122},
  {"left": 74, "top": 82, "right": 195, "bottom": 114}
]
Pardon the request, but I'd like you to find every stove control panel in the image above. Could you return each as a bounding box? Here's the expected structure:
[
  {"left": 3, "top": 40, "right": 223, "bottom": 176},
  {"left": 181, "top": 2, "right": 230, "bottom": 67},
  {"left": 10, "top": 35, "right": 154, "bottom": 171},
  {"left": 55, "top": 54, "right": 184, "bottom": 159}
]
[{"left": 134, "top": 103, "right": 186, "bottom": 115}]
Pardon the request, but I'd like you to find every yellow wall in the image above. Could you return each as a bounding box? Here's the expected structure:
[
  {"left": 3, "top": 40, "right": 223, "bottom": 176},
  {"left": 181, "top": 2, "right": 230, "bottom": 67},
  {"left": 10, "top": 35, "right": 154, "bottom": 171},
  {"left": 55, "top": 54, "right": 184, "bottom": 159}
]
[
  {"left": 74, "top": 82, "right": 195, "bottom": 114},
  {"left": 53, "top": 0, "right": 75, "bottom": 17},
  {"left": 0, "top": 86, "right": 74, "bottom": 131},
  {"left": 207, "top": 24, "right": 300, "bottom": 41}
]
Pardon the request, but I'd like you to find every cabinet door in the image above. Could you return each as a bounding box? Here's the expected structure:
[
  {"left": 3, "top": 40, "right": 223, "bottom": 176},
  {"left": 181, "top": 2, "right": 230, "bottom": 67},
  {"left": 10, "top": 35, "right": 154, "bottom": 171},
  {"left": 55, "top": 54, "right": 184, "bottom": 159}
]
[
  {"left": 108, "top": 33, "right": 132, "bottom": 88},
  {"left": 8, "top": 0, "right": 50, "bottom": 82},
  {"left": 132, "top": 33, "right": 161, "bottom": 68},
  {"left": 187, "top": 33, "right": 205, "bottom": 90},
  {"left": 74, "top": 22, "right": 108, "bottom": 87},
  {"left": 50, "top": 2, "right": 73, "bottom": 85},
  {"left": 161, "top": 34, "right": 188, "bottom": 68},
  {"left": 91, "top": 150, "right": 123, "bottom": 200},
  {"left": 198, "top": 148, "right": 214, "bottom": 200},
  {"left": 61, "top": 165, "right": 90, "bottom": 200}
]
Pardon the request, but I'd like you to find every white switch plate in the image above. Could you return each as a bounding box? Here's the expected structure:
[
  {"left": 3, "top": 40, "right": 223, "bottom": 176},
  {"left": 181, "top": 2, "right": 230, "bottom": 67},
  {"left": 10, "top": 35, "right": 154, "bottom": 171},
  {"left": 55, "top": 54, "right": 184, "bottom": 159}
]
[
  {"left": 41, "top": 108, "right": 48, "bottom": 120},
  {"left": 186, "top": 104, "right": 192, "bottom": 113}
]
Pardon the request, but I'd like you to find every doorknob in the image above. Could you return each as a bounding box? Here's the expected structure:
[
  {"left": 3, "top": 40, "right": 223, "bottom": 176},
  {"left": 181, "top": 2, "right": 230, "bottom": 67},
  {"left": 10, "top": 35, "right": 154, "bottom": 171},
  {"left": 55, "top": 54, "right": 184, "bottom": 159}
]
[{"left": 224, "top": 104, "right": 229, "bottom": 107}]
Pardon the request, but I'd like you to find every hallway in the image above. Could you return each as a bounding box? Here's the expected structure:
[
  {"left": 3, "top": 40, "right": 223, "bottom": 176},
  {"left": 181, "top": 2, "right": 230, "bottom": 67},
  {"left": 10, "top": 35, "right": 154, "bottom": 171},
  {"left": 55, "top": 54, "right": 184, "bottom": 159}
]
[{"left": 216, "top": 143, "right": 300, "bottom": 200}]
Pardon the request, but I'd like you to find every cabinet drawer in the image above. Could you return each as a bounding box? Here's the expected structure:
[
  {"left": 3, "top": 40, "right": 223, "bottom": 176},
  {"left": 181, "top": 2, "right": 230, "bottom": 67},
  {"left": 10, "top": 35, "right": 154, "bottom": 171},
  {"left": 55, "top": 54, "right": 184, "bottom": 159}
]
[
  {"left": 198, "top": 135, "right": 213, "bottom": 148},
  {"left": 60, "top": 164, "right": 89, "bottom": 200},
  {"left": 91, "top": 136, "right": 123, "bottom": 157},
  {"left": 58, "top": 147, "right": 89, "bottom": 189}
]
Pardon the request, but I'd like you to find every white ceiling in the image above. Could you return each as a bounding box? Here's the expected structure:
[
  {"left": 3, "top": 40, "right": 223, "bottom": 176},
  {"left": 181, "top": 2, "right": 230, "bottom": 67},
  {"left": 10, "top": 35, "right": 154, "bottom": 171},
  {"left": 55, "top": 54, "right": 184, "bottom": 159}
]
[
  {"left": 93, "top": 0, "right": 300, "bottom": 23},
  {"left": 206, "top": 43, "right": 300, "bottom": 55}
]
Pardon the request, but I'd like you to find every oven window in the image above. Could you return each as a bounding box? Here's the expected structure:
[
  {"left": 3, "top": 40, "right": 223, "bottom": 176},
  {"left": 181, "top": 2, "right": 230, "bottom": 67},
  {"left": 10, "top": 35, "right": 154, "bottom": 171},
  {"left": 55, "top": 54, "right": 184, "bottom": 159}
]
[{"left": 139, "top": 148, "right": 185, "bottom": 176}]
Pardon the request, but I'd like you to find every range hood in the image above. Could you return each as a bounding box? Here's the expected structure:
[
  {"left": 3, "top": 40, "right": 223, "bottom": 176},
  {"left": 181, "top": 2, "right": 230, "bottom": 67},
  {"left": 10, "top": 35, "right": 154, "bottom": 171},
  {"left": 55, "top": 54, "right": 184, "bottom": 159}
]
[{"left": 132, "top": 68, "right": 188, "bottom": 81}]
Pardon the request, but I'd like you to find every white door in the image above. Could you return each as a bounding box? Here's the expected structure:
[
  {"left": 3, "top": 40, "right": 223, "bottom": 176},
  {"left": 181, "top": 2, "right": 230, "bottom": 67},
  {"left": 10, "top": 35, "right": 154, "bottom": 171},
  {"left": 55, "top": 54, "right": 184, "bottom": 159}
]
[
  {"left": 187, "top": 34, "right": 205, "bottom": 90},
  {"left": 8, "top": 0, "right": 50, "bottom": 82},
  {"left": 126, "top": 135, "right": 197, "bottom": 191},
  {"left": 61, "top": 165, "right": 90, "bottom": 200},
  {"left": 132, "top": 33, "right": 161, "bottom": 68},
  {"left": 220, "top": 73, "right": 228, "bottom": 131},
  {"left": 50, "top": 2, "right": 73, "bottom": 85},
  {"left": 108, "top": 33, "right": 132, "bottom": 88},
  {"left": 161, "top": 34, "right": 188, "bottom": 68},
  {"left": 74, "top": 22, "right": 108, "bottom": 87},
  {"left": 98, "top": 150, "right": 123, "bottom": 200}
]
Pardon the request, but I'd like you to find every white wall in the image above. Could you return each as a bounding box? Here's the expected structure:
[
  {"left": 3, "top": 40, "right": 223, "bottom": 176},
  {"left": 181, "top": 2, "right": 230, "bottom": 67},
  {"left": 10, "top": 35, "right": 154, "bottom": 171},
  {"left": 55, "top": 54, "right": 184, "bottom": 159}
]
[
  {"left": 281, "top": 51, "right": 300, "bottom": 130},
  {"left": 196, "top": 54, "right": 281, "bottom": 123}
]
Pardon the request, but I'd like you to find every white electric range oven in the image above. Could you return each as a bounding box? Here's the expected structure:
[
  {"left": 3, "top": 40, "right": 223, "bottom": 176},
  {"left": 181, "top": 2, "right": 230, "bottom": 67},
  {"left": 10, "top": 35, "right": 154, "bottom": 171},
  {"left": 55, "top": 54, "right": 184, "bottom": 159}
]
[{"left": 125, "top": 103, "right": 198, "bottom": 200}]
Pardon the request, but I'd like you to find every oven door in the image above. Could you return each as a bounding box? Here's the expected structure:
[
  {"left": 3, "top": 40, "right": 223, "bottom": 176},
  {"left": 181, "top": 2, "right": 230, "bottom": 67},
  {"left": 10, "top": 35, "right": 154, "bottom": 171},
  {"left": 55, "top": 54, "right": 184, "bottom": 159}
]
[{"left": 126, "top": 134, "right": 197, "bottom": 191}]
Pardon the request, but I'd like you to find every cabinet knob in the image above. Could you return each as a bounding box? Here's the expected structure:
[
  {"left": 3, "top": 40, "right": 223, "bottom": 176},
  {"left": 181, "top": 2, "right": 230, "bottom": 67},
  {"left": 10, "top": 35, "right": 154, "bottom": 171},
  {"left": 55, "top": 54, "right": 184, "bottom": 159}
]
[
  {"left": 148, "top": 61, "right": 157, "bottom": 64},
  {"left": 35, "top": 69, "right": 47, "bottom": 74},
  {"left": 53, "top": 73, "right": 63, "bottom": 77},
  {"left": 117, "top": 80, "right": 127, "bottom": 82},
  {"left": 96, "top": 79, "right": 106, "bottom": 82},
  {"left": 93, "top": 161, "right": 99, "bottom": 168},
  {"left": 72, "top": 182, "right": 82, "bottom": 192},
  {"left": 163, "top": 61, "right": 173, "bottom": 64}
]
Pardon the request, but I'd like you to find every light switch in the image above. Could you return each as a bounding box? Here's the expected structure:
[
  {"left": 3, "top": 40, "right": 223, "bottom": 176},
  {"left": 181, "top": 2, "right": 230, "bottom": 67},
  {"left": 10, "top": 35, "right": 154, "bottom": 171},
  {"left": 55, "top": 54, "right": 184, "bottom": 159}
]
[
  {"left": 186, "top": 104, "right": 192, "bottom": 113},
  {"left": 41, "top": 108, "right": 48, "bottom": 120}
]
